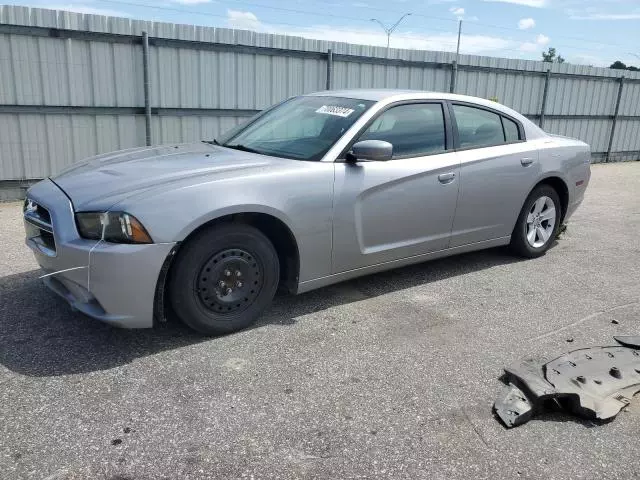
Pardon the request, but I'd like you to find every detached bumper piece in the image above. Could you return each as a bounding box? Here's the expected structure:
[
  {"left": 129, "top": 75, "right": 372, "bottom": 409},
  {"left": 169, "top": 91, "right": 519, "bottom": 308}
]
[{"left": 494, "top": 336, "right": 640, "bottom": 428}]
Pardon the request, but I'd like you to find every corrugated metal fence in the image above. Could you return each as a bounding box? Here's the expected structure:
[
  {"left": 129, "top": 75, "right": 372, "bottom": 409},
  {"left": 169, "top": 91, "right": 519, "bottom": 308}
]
[{"left": 1, "top": 6, "right": 639, "bottom": 194}]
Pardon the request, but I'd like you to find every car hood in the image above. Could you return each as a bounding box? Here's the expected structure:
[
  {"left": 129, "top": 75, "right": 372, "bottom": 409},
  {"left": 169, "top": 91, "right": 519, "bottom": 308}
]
[{"left": 52, "top": 142, "right": 286, "bottom": 211}]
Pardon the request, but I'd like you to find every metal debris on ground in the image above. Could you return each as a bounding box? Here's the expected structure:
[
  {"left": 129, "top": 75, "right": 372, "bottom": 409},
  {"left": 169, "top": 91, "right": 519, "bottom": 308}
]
[{"left": 494, "top": 336, "right": 640, "bottom": 428}]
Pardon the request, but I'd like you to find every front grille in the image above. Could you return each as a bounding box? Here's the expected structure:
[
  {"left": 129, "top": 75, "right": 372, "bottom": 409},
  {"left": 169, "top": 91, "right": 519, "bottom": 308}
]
[{"left": 24, "top": 198, "right": 56, "bottom": 254}]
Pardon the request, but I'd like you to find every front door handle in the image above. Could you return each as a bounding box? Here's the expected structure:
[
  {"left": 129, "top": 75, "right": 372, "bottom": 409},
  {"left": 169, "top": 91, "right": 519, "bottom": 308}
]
[
  {"left": 438, "top": 172, "right": 456, "bottom": 184},
  {"left": 521, "top": 157, "right": 534, "bottom": 166}
]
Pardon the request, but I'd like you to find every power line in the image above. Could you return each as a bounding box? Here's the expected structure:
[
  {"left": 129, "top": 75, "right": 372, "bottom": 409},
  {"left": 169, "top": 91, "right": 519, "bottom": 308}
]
[
  {"left": 97, "top": 0, "right": 431, "bottom": 28},
  {"left": 291, "top": 0, "right": 631, "bottom": 49},
  {"left": 94, "top": 0, "right": 457, "bottom": 37},
  {"left": 92, "top": 0, "right": 621, "bottom": 58},
  {"left": 462, "top": 21, "right": 625, "bottom": 50}
]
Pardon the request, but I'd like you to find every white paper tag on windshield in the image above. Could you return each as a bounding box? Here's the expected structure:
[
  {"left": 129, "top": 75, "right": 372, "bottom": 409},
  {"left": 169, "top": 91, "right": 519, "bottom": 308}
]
[{"left": 316, "top": 105, "right": 355, "bottom": 117}]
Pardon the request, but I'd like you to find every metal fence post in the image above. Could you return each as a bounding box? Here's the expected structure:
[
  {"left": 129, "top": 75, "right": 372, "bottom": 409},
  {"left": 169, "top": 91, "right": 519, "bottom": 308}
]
[
  {"left": 142, "top": 31, "right": 152, "bottom": 146},
  {"left": 539, "top": 69, "right": 551, "bottom": 129},
  {"left": 606, "top": 75, "right": 625, "bottom": 163},
  {"left": 326, "top": 48, "right": 333, "bottom": 90},
  {"left": 449, "top": 60, "right": 457, "bottom": 93}
]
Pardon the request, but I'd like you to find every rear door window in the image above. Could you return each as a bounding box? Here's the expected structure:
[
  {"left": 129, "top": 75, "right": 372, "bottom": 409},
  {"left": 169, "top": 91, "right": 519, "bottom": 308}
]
[{"left": 452, "top": 104, "right": 505, "bottom": 148}]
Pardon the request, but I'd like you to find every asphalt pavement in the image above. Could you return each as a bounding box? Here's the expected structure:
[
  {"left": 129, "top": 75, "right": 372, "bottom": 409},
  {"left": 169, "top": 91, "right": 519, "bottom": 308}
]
[{"left": 1, "top": 162, "right": 639, "bottom": 479}]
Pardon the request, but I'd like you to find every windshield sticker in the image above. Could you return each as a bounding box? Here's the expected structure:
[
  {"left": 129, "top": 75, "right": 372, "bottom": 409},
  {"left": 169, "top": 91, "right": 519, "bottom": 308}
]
[{"left": 316, "top": 105, "right": 355, "bottom": 117}]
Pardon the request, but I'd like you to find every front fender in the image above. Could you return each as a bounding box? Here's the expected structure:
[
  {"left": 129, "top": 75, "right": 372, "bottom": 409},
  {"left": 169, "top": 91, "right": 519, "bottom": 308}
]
[
  {"left": 175, "top": 203, "right": 297, "bottom": 242},
  {"left": 115, "top": 165, "right": 335, "bottom": 283}
]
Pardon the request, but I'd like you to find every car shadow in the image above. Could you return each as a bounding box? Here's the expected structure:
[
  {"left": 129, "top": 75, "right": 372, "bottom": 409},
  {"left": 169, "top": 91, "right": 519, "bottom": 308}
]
[{"left": 0, "top": 247, "right": 525, "bottom": 377}]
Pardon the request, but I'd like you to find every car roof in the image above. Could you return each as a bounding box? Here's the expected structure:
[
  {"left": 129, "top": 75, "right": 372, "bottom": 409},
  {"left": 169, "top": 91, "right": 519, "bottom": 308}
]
[
  {"left": 308, "top": 89, "right": 427, "bottom": 101},
  {"left": 306, "top": 89, "right": 547, "bottom": 139},
  {"left": 308, "top": 89, "right": 506, "bottom": 108}
]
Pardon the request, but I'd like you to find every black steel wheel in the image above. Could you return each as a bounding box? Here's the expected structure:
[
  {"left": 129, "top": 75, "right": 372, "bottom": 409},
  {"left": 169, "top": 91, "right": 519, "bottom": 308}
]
[
  {"left": 196, "top": 248, "right": 263, "bottom": 315},
  {"left": 169, "top": 223, "right": 279, "bottom": 335}
]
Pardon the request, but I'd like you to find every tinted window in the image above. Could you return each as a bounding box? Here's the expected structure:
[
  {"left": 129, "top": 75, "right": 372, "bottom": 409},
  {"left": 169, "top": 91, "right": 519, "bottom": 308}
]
[
  {"left": 502, "top": 116, "right": 520, "bottom": 142},
  {"left": 223, "top": 96, "right": 374, "bottom": 161},
  {"left": 453, "top": 104, "right": 505, "bottom": 148},
  {"left": 357, "top": 103, "right": 446, "bottom": 158}
]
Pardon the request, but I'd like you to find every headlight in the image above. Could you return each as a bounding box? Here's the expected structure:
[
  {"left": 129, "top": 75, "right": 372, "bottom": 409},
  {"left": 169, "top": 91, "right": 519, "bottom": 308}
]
[{"left": 75, "top": 212, "right": 153, "bottom": 244}]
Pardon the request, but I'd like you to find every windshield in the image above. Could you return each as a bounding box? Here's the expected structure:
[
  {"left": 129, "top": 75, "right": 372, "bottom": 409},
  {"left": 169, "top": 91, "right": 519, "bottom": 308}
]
[{"left": 222, "top": 96, "right": 375, "bottom": 161}]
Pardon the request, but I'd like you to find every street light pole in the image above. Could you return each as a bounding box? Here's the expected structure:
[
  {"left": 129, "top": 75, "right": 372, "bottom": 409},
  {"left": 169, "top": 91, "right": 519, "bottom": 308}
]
[{"left": 370, "top": 13, "right": 412, "bottom": 56}]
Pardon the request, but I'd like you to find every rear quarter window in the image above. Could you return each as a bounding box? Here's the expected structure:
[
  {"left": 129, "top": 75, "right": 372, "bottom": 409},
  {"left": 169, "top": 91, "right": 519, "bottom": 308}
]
[{"left": 502, "top": 116, "right": 521, "bottom": 142}]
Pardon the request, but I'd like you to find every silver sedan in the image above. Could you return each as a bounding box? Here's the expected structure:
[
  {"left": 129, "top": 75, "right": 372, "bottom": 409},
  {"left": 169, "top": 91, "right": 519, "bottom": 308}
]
[{"left": 24, "top": 90, "right": 591, "bottom": 334}]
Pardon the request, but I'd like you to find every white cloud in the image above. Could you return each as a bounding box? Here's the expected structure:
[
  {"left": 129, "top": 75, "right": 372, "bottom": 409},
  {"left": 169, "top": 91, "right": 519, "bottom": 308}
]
[
  {"left": 483, "top": 0, "right": 547, "bottom": 7},
  {"left": 536, "top": 33, "right": 550, "bottom": 45},
  {"left": 449, "top": 6, "right": 465, "bottom": 16},
  {"left": 225, "top": 10, "right": 513, "bottom": 56},
  {"left": 171, "top": 0, "right": 212, "bottom": 4},
  {"left": 226, "top": 9, "right": 261, "bottom": 31},
  {"left": 43, "top": 4, "right": 131, "bottom": 17},
  {"left": 518, "top": 17, "right": 536, "bottom": 29},
  {"left": 518, "top": 33, "right": 549, "bottom": 52}
]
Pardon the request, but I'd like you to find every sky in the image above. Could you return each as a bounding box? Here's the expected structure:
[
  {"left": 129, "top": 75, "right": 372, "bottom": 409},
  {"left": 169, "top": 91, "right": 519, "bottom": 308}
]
[{"left": 6, "top": 0, "right": 640, "bottom": 67}]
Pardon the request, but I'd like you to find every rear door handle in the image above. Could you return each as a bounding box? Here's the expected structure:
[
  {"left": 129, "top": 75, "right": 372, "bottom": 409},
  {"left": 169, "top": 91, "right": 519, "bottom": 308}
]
[
  {"left": 521, "top": 157, "right": 534, "bottom": 166},
  {"left": 438, "top": 172, "right": 456, "bottom": 183}
]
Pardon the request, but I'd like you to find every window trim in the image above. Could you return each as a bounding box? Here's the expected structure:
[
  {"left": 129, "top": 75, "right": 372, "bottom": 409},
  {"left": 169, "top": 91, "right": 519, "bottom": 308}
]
[
  {"left": 447, "top": 100, "right": 526, "bottom": 152},
  {"left": 337, "top": 100, "right": 453, "bottom": 161}
]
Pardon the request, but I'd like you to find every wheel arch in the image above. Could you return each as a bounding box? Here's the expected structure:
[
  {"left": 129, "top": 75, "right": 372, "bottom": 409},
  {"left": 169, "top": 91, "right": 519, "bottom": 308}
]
[
  {"left": 153, "top": 206, "right": 301, "bottom": 325},
  {"left": 534, "top": 175, "right": 570, "bottom": 222},
  {"left": 176, "top": 209, "right": 300, "bottom": 294}
]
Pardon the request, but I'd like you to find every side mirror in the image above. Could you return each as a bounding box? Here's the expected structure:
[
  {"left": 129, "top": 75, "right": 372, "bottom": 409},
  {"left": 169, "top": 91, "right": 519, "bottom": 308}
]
[{"left": 347, "top": 140, "right": 393, "bottom": 162}]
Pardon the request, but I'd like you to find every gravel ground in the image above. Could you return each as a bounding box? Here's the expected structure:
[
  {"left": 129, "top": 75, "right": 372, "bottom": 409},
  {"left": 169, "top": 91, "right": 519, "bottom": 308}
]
[{"left": 1, "top": 163, "right": 639, "bottom": 480}]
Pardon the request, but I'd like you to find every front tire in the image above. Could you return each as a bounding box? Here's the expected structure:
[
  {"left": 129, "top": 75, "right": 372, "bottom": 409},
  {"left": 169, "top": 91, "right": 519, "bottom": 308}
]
[
  {"left": 169, "top": 223, "right": 279, "bottom": 335},
  {"left": 510, "top": 184, "right": 561, "bottom": 258}
]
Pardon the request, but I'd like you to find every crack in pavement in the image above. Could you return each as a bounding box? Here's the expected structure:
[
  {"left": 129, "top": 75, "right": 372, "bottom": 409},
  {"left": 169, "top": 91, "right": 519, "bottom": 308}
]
[{"left": 528, "top": 301, "right": 639, "bottom": 342}]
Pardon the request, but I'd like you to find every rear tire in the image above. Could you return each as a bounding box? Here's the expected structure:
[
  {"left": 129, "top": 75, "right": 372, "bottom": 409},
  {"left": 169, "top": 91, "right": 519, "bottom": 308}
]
[
  {"left": 510, "top": 184, "right": 561, "bottom": 258},
  {"left": 169, "top": 223, "right": 279, "bottom": 335}
]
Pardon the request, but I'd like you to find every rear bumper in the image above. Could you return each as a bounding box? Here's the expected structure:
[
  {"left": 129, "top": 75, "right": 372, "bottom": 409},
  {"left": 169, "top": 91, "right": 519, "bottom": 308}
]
[{"left": 24, "top": 179, "right": 175, "bottom": 329}]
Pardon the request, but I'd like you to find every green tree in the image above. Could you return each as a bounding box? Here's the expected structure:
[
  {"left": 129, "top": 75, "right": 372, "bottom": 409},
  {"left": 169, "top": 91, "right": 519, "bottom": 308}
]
[
  {"left": 542, "top": 47, "right": 565, "bottom": 63},
  {"left": 609, "top": 60, "right": 639, "bottom": 71}
]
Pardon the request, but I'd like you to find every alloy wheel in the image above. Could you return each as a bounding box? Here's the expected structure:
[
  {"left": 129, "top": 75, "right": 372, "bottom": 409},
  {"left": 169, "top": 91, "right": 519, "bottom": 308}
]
[{"left": 525, "top": 196, "right": 556, "bottom": 248}]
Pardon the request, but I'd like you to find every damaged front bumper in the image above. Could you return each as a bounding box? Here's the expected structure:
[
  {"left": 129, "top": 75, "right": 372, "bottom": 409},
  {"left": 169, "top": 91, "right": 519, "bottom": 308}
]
[
  {"left": 495, "top": 336, "right": 640, "bottom": 428},
  {"left": 24, "top": 179, "right": 176, "bottom": 329}
]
